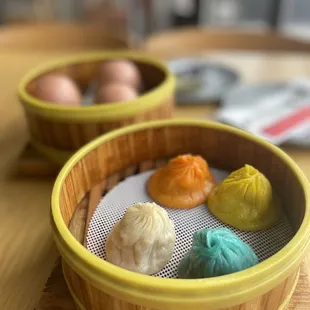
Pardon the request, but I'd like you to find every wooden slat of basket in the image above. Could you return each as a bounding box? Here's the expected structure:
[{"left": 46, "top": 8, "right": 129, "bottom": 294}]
[
  {"left": 83, "top": 184, "right": 102, "bottom": 246},
  {"left": 139, "top": 160, "right": 155, "bottom": 172},
  {"left": 15, "top": 138, "right": 170, "bottom": 179},
  {"left": 69, "top": 194, "right": 89, "bottom": 245},
  {"left": 68, "top": 172, "right": 124, "bottom": 247},
  {"left": 82, "top": 173, "right": 123, "bottom": 247}
]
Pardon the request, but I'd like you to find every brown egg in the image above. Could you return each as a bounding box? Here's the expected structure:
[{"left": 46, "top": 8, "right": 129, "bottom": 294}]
[
  {"left": 98, "top": 60, "right": 141, "bottom": 90},
  {"left": 95, "top": 83, "right": 138, "bottom": 104},
  {"left": 35, "top": 73, "right": 81, "bottom": 106}
]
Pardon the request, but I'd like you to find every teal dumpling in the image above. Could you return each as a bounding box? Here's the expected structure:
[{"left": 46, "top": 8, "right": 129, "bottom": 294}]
[{"left": 178, "top": 228, "right": 259, "bottom": 279}]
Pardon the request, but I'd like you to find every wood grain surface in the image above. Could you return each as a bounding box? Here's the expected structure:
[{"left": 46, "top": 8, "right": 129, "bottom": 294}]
[{"left": 2, "top": 36, "right": 310, "bottom": 309}]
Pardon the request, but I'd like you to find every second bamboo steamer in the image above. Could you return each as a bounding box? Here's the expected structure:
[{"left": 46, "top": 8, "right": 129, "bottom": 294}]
[{"left": 18, "top": 52, "right": 175, "bottom": 165}]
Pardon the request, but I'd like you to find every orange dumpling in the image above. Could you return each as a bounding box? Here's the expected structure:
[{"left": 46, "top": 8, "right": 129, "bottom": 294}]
[{"left": 147, "top": 154, "right": 215, "bottom": 209}]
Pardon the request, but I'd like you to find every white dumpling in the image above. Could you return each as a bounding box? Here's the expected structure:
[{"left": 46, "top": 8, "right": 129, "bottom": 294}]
[{"left": 105, "top": 202, "right": 176, "bottom": 275}]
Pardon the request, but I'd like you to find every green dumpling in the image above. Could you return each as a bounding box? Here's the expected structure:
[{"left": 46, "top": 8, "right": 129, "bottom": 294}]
[
  {"left": 208, "top": 165, "right": 281, "bottom": 231},
  {"left": 178, "top": 228, "right": 258, "bottom": 279}
]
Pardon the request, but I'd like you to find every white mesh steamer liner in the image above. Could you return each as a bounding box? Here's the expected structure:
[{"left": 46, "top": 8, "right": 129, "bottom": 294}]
[{"left": 86, "top": 168, "right": 294, "bottom": 279}]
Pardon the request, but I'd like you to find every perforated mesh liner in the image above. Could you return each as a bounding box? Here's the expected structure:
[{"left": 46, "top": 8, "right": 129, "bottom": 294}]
[{"left": 86, "top": 168, "right": 294, "bottom": 279}]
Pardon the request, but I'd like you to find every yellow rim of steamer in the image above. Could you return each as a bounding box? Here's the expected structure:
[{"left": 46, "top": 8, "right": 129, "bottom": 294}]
[
  {"left": 18, "top": 51, "right": 175, "bottom": 122},
  {"left": 63, "top": 264, "right": 301, "bottom": 310},
  {"left": 51, "top": 119, "right": 310, "bottom": 310}
]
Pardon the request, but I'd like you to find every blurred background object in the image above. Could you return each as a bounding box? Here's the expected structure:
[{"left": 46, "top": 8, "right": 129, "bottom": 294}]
[
  {"left": 168, "top": 57, "right": 240, "bottom": 104},
  {"left": 278, "top": 0, "right": 310, "bottom": 40},
  {"left": 0, "top": 22, "right": 130, "bottom": 51},
  {"left": 0, "top": 0, "right": 310, "bottom": 41}
]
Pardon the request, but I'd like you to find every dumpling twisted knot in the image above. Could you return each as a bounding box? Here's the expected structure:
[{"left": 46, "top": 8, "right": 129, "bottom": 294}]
[{"left": 178, "top": 228, "right": 258, "bottom": 278}]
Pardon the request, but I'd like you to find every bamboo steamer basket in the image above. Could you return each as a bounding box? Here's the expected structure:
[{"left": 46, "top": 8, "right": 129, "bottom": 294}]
[
  {"left": 18, "top": 52, "right": 175, "bottom": 165},
  {"left": 51, "top": 119, "right": 310, "bottom": 310}
]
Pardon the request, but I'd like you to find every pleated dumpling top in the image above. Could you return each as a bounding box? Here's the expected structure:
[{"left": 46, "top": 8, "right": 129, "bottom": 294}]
[
  {"left": 208, "top": 165, "right": 281, "bottom": 231},
  {"left": 147, "top": 154, "right": 215, "bottom": 209},
  {"left": 105, "top": 202, "right": 176, "bottom": 275}
]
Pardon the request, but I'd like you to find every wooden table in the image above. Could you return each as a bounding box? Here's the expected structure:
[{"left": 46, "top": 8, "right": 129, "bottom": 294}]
[{"left": 1, "top": 49, "right": 310, "bottom": 310}]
